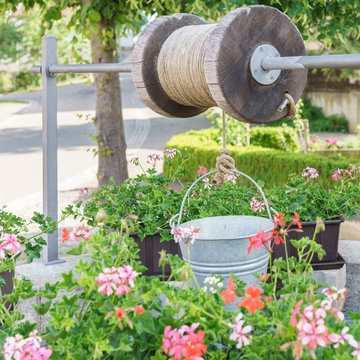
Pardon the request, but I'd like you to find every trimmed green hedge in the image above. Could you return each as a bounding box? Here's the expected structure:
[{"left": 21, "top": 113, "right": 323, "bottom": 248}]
[
  {"left": 248, "top": 126, "right": 300, "bottom": 151},
  {"left": 164, "top": 129, "right": 360, "bottom": 188}
]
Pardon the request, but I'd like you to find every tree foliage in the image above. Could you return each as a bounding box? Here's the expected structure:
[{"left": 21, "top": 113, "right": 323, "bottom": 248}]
[
  {"left": 1, "top": 0, "right": 360, "bottom": 185},
  {"left": 1, "top": 1, "right": 360, "bottom": 52}
]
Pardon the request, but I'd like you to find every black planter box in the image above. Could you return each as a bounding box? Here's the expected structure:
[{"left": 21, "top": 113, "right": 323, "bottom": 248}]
[
  {"left": 130, "top": 231, "right": 181, "bottom": 278},
  {"left": 273, "top": 218, "right": 344, "bottom": 264},
  {"left": 0, "top": 269, "right": 14, "bottom": 310}
]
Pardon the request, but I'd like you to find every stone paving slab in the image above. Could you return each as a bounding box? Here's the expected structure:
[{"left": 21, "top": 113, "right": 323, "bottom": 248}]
[{"left": 339, "top": 241, "right": 360, "bottom": 312}]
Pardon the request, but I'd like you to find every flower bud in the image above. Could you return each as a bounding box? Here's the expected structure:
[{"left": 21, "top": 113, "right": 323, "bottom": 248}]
[
  {"left": 95, "top": 208, "right": 108, "bottom": 224},
  {"left": 179, "top": 266, "right": 191, "bottom": 282},
  {"left": 158, "top": 249, "right": 168, "bottom": 267},
  {"left": 315, "top": 217, "right": 325, "bottom": 232},
  {"left": 258, "top": 274, "right": 268, "bottom": 282}
]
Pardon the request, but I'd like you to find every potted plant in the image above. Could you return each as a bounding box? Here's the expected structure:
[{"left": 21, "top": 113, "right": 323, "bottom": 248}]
[
  {"left": 0, "top": 207, "right": 58, "bottom": 310},
  {"left": 70, "top": 149, "right": 188, "bottom": 278},
  {"left": 3, "top": 212, "right": 359, "bottom": 359},
  {"left": 266, "top": 165, "right": 360, "bottom": 265}
]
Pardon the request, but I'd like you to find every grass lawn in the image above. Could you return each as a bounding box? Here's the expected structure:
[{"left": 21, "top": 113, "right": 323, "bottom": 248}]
[{"left": 0, "top": 99, "right": 28, "bottom": 104}]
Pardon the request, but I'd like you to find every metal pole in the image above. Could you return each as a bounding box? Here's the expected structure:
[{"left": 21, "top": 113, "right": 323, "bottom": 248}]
[
  {"left": 42, "top": 35, "right": 62, "bottom": 265},
  {"left": 49, "top": 63, "right": 132, "bottom": 74},
  {"left": 262, "top": 53, "right": 360, "bottom": 71},
  {"left": 31, "top": 63, "right": 131, "bottom": 74}
]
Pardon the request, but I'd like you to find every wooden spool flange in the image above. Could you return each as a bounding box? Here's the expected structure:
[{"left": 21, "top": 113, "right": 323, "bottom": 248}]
[{"left": 132, "top": 5, "right": 307, "bottom": 124}]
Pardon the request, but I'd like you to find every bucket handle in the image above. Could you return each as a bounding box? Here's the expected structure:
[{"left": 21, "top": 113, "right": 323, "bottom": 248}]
[{"left": 170, "top": 169, "right": 274, "bottom": 228}]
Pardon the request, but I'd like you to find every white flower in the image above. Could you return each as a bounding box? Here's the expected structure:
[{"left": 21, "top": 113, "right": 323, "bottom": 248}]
[
  {"left": 302, "top": 167, "right": 319, "bottom": 179},
  {"left": 203, "top": 178, "right": 212, "bottom": 190},
  {"left": 225, "top": 174, "right": 237, "bottom": 184},
  {"left": 228, "top": 312, "right": 252, "bottom": 349}
]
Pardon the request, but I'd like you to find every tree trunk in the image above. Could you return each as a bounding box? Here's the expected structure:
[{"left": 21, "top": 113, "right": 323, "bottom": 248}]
[{"left": 91, "top": 17, "right": 128, "bottom": 186}]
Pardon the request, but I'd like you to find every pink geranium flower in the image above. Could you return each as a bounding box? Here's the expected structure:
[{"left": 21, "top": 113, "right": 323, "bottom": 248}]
[
  {"left": 118, "top": 264, "right": 138, "bottom": 288},
  {"left": 250, "top": 197, "right": 265, "bottom": 212},
  {"left": 196, "top": 166, "right": 207, "bottom": 176},
  {"left": 62, "top": 224, "right": 93, "bottom": 243},
  {"left": 225, "top": 174, "right": 237, "bottom": 184},
  {"left": 334, "top": 327, "right": 354, "bottom": 348},
  {"left": 331, "top": 169, "right": 343, "bottom": 181},
  {"left": 164, "top": 148, "right": 179, "bottom": 159},
  {"left": 3, "top": 332, "right": 52, "bottom": 360},
  {"left": 0, "top": 233, "right": 21, "bottom": 259},
  {"left": 291, "top": 300, "right": 304, "bottom": 327},
  {"left": 96, "top": 264, "right": 138, "bottom": 297},
  {"left": 248, "top": 230, "right": 271, "bottom": 254},
  {"left": 171, "top": 225, "right": 200, "bottom": 246},
  {"left": 162, "top": 324, "right": 207, "bottom": 360},
  {"left": 350, "top": 339, "right": 360, "bottom": 360},
  {"left": 147, "top": 153, "right": 163, "bottom": 165},
  {"left": 228, "top": 312, "right": 252, "bottom": 349},
  {"left": 302, "top": 167, "right": 319, "bottom": 179},
  {"left": 298, "top": 321, "right": 328, "bottom": 349}
]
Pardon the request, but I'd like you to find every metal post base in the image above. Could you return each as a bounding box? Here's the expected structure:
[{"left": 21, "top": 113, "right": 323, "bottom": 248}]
[{"left": 44, "top": 259, "right": 66, "bottom": 266}]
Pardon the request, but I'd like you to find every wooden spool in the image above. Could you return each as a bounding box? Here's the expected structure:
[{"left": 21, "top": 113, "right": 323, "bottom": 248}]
[{"left": 132, "top": 5, "right": 307, "bottom": 124}]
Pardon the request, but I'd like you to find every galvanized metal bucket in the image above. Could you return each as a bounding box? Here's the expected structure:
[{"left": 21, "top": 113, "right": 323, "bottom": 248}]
[{"left": 170, "top": 169, "right": 274, "bottom": 288}]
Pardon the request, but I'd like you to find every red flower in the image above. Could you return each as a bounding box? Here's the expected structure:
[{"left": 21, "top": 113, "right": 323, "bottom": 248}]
[
  {"left": 62, "top": 228, "right": 69, "bottom": 243},
  {"left": 116, "top": 307, "right": 124, "bottom": 319},
  {"left": 134, "top": 306, "right": 144, "bottom": 314},
  {"left": 184, "top": 330, "right": 207, "bottom": 359},
  {"left": 247, "top": 230, "right": 271, "bottom": 254},
  {"left": 273, "top": 213, "right": 286, "bottom": 228},
  {"left": 269, "top": 229, "right": 284, "bottom": 245},
  {"left": 220, "top": 277, "right": 236, "bottom": 304},
  {"left": 239, "top": 286, "right": 264, "bottom": 314},
  {"left": 292, "top": 211, "right": 302, "bottom": 229}
]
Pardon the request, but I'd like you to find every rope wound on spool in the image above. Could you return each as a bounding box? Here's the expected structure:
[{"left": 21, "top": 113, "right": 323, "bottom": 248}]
[{"left": 132, "top": 6, "right": 307, "bottom": 124}]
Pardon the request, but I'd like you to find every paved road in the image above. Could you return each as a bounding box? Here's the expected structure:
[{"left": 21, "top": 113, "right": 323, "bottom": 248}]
[{"left": 0, "top": 73, "right": 210, "bottom": 217}]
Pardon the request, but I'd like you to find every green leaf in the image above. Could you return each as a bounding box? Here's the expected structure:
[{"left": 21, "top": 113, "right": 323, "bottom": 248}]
[
  {"left": 88, "top": 9, "right": 101, "bottom": 23},
  {"left": 117, "top": 335, "right": 133, "bottom": 352},
  {"left": 33, "top": 299, "right": 52, "bottom": 315},
  {"left": 134, "top": 312, "right": 156, "bottom": 334},
  {"left": 348, "top": 311, "right": 360, "bottom": 321},
  {"left": 59, "top": 271, "right": 78, "bottom": 291},
  {"left": 66, "top": 243, "right": 83, "bottom": 256}
]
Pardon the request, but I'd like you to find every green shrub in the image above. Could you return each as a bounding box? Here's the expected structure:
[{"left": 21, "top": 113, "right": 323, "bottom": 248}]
[
  {"left": 205, "top": 110, "right": 300, "bottom": 151},
  {"left": 249, "top": 125, "right": 300, "bottom": 151},
  {"left": 163, "top": 130, "right": 360, "bottom": 188},
  {"left": 267, "top": 97, "right": 349, "bottom": 133}
]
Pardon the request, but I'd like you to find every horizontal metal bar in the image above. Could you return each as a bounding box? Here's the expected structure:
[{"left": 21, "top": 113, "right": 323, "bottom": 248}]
[
  {"left": 30, "top": 63, "right": 132, "bottom": 74},
  {"left": 262, "top": 54, "right": 360, "bottom": 70},
  {"left": 49, "top": 63, "right": 132, "bottom": 73},
  {"left": 31, "top": 65, "right": 41, "bottom": 74}
]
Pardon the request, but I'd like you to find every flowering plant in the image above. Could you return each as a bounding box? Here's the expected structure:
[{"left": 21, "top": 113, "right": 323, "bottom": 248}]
[
  {"left": 0, "top": 208, "right": 58, "bottom": 270},
  {"left": 181, "top": 168, "right": 270, "bottom": 223},
  {"left": 0, "top": 210, "right": 359, "bottom": 359},
  {"left": 67, "top": 149, "right": 187, "bottom": 240},
  {"left": 267, "top": 165, "right": 360, "bottom": 221}
]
